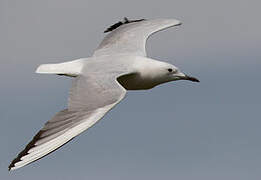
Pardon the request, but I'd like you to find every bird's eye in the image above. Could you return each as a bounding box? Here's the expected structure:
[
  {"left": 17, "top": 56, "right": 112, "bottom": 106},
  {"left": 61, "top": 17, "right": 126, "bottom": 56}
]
[{"left": 167, "top": 68, "right": 173, "bottom": 72}]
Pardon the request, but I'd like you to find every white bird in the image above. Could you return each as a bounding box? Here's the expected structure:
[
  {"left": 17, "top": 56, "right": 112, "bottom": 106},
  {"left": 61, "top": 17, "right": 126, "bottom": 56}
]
[{"left": 9, "top": 17, "right": 199, "bottom": 171}]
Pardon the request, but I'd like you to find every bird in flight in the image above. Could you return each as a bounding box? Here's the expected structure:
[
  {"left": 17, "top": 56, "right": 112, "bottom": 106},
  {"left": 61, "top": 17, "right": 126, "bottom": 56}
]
[{"left": 9, "top": 17, "right": 199, "bottom": 171}]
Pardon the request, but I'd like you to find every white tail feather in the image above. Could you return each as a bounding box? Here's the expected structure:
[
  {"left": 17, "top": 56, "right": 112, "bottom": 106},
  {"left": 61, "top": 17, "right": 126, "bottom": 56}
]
[{"left": 36, "top": 58, "right": 85, "bottom": 77}]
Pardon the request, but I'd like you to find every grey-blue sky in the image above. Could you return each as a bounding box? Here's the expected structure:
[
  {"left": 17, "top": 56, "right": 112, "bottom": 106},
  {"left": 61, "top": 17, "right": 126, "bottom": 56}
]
[{"left": 1, "top": 0, "right": 261, "bottom": 179}]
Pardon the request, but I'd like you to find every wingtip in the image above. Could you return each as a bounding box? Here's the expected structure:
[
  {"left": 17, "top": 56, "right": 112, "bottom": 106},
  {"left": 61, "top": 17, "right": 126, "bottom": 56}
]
[
  {"left": 8, "top": 158, "right": 20, "bottom": 171},
  {"left": 177, "top": 22, "right": 182, "bottom": 26},
  {"left": 8, "top": 164, "right": 15, "bottom": 171},
  {"left": 172, "top": 19, "right": 182, "bottom": 26},
  {"left": 167, "top": 18, "right": 182, "bottom": 26}
]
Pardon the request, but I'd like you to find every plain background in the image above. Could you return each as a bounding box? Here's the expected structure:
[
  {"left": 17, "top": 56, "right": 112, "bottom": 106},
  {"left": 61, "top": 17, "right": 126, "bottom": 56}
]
[{"left": 1, "top": 0, "right": 261, "bottom": 179}]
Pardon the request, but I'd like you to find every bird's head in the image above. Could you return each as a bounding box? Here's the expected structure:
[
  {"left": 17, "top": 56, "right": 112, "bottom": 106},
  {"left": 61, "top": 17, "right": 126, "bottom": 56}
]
[
  {"left": 162, "top": 63, "right": 200, "bottom": 83},
  {"left": 139, "top": 60, "right": 200, "bottom": 86}
]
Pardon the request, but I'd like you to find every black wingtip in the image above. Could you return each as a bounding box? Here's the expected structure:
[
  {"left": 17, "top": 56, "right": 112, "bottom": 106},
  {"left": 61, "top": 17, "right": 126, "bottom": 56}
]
[
  {"left": 8, "top": 160, "right": 16, "bottom": 171},
  {"left": 8, "top": 166, "right": 13, "bottom": 171},
  {"left": 9, "top": 157, "right": 18, "bottom": 171},
  {"left": 104, "top": 17, "right": 146, "bottom": 33},
  {"left": 7, "top": 130, "right": 43, "bottom": 171}
]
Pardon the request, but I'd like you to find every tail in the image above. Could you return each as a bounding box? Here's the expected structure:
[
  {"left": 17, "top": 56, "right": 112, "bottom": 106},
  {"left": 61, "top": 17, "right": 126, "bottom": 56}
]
[{"left": 36, "top": 58, "right": 85, "bottom": 77}]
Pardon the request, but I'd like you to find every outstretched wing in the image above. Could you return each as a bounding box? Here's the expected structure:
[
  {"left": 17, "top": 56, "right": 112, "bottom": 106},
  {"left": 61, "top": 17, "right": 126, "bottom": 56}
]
[
  {"left": 9, "top": 74, "right": 126, "bottom": 170},
  {"left": 93, "top": 18, "right": 182, "bottom": 57}
]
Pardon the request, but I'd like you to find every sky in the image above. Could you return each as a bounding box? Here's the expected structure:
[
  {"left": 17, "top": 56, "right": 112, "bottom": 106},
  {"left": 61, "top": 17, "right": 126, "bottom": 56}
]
[{"left": 1, "top": 0, "right": 261, "bottom": 179}]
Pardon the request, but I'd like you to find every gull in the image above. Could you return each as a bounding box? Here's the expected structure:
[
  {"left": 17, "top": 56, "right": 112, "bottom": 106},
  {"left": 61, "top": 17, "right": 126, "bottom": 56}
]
[{"left": 9, "top": 17, "right": 199, "bottom": 171}]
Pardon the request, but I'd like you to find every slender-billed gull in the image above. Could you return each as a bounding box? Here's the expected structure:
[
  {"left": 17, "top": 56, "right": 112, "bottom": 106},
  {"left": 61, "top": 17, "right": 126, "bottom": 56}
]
[{"left": 9, "top": 17, "right": 199, "bottom": 171}]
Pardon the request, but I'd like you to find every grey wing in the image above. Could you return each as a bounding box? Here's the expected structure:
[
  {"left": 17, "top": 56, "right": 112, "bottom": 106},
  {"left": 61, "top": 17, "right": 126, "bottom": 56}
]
[
  {"left": 9, "top": 74, "right": 126, "bottom": 170},
  {"left": 93, "top": 18, "right": 182, "bottom": 57}
]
